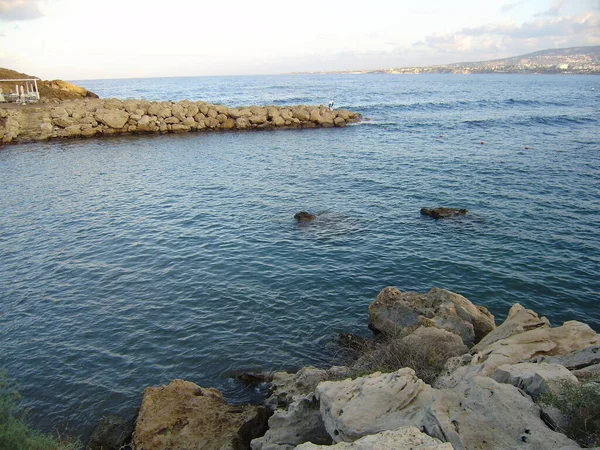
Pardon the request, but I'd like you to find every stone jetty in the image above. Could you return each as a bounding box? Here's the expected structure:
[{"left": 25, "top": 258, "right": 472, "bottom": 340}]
[
  {"left": 103, "top": 287, "right": 599, "bottom": 450},
  {"left": 0, "top": 98, "right": 362, "bottom": 144}
]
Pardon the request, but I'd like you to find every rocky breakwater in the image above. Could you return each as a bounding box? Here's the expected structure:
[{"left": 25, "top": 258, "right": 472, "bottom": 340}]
[
  {"left": 0, "top": 98, "right": 361, "bottom": 144},
  {"left": 120, "top": 287, "right": 600, "bottom": 450}
]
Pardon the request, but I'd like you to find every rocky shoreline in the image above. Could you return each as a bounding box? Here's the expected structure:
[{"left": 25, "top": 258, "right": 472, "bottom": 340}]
[
  {"left": 88, "top": 287, "right": 600, "bottom": 450},
  {"left": 0, "top": 98, "right": 361, "bottom": 145}
]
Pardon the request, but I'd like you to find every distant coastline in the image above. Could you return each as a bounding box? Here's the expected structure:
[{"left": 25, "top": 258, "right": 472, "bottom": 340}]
[{"left": 290, "top": 45, "right": 600, "bottom": 76}]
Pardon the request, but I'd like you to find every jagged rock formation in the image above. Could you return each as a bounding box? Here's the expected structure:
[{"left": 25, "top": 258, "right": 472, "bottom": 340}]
[
  {"left": 127, "top": 289, "right": 599, "bottom": 449},
  {"left": 0, "top": 98, "right": 361, "bottom": 144},
  {"left": 247, "top": 289, "right": 599, "bottom": 450}
]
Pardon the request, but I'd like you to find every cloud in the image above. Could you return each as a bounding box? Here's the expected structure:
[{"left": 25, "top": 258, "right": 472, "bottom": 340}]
[
  {"left": 415, "top": 11, "right": 600, "bottom": 60},
  {"left": 0, "top": 0, "right": 44, "bottom": 21},
  {"left": 534, "top": 0, "right": 566, "bottom": 17},
  {"left": 500, "top": 1, "right": 526, "bottom": 13}
]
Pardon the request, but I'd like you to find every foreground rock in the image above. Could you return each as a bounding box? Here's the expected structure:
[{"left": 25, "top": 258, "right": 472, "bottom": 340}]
[
  {"left": 315, "top": 368, "right": 578, "bottom": 449},
  {"left": 420, "top": 207, "right": 467, "bottom": 219},
  {"left": 436, "top": 310, "right": 600, "bottom": 389},
  {"left": 295, "top": 426, "right": 453, "bottom": 449},
  {"left": 0, "top": 98, "right": 362, "bottom": 144},
  {"left": 368, "top": 287, "right": 495, "bottom": 347},
  {"left": 132, "top": 379, "right": 270, "bottom": 450}
]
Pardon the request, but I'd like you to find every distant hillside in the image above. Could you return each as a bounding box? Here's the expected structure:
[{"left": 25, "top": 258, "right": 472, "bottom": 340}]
[
  {"left": 449, "top": 46, "right": 600, "bottom": 71},
  {"left": 0, "top": 67, "right": 98, "bottom": 100},
  {"left": 296, "top": 46, "right": 600, "bottom": 75}
]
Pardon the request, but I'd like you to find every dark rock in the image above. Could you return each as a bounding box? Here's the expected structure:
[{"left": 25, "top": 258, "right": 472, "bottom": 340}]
[
  {"left": 87, "top": 414, "right": 135, "bottom": 450},
  {"left": 420, "top": 207, "right": 467, "bottom": 219},
  {"left": 294, "top": 211, "right": 316, "bottom": 222},
  {"left": 236, "top": 371, "right": 273, "bottom": 386}
]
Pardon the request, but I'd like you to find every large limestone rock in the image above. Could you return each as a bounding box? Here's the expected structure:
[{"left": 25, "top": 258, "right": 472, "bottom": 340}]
[
  {"left": 491, "top": 362, "right": 578, "bottom": 399},
  {"left": 315, "top": 368, "right": 434, "bottom": 443},
  {"left": 423, "top": 376, "right": 579, "bottom": 450},
  {"left": 472, "top": 303, "right": 550, "bottom": 352},
  {"left": 368, "top": 287, "right": 495, "bottom": 347},
  {"left": 294, "top": 426, "right": 453, "bottom": 449},
  {"left": 315, "top": 369, "right": 578, "bottom": 449},
  {"left": 436, "top": 318, "right": 600, "bottom": 389},
  {"left": 132, "top": 379, "right": 270, "bottom": 450}
]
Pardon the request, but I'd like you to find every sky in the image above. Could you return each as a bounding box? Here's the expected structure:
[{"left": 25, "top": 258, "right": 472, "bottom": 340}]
[{"left": 0, "top": 0, "right": 599, "bottom": 80}]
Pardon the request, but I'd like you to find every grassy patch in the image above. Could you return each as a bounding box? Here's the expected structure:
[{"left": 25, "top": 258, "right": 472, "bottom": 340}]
[
  {"left": 0, "top": 371, "right": 82, "bottom": 450},
  {"left": 537, "top": 378, "right": 600, "bottom": 448}
]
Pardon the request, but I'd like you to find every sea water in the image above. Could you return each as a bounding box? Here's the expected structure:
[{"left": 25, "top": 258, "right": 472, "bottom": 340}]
[{"left": 1, "top": 74, "right": 599, "bottom": 439}]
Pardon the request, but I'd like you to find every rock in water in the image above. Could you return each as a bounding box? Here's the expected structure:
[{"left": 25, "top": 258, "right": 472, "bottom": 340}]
[
  {"left": 368, "top": 287, "right": 496, "bottom": 347},
  {"left": 420, "top": 207, "right": 467, "bottom": 219},
  {"left": 295, "top": 211, "right": 317, "bottom": 222},
  {"left": 132, "top": 379, "right": 270, "bottom": 450}
]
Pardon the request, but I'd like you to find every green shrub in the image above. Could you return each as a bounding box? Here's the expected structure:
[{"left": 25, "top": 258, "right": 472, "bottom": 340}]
[
  {"left": 0, "top": 371, "right": 82, "bottom": 450},
  {"left": 537, "top": 379, "right": 600, "bottom": 448}
]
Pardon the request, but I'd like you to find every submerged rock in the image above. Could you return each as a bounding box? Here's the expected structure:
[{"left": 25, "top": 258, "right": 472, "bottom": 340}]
[
  {"left": 420, "top": 207, "right": 467, "bottom": 219},
  {"left": 294, "top": 211, "right": 317, "bottom": 222},
  {"left": 132, "top": 379, "right": 270, "bottom": 450}
]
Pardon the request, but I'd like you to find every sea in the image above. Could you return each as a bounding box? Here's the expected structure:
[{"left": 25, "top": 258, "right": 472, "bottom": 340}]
[{"left": 1, "top": 73, "right": 599, "bottom": 440}]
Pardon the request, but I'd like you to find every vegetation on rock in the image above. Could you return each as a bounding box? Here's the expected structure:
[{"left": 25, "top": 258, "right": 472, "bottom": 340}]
[{"left": 537, "top": 378, "right": 600, "bottom": 448}]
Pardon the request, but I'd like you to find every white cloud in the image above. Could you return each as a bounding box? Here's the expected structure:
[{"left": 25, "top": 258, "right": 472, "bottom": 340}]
[{"left": 0, "top": 0, "right": 43, "bottom": 21}]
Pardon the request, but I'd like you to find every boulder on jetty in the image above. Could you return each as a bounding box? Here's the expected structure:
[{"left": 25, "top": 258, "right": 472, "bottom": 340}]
[
  {"left": 0, "top": 98, "right": 362, "bottom": 144},
  {"left": 132, "top": 379, "right": 270, "bottom": 450},
  {"left": 420, "top": 207, "right": 467, "bottom": 219}
]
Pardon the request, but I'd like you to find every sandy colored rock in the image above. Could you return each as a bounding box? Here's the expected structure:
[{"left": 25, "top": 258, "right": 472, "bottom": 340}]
[
  {"left": 316, "top": 368, "right": 433, "bottom": 442},
  {"left": 132, "top": 379, "right": 270, "bottom": 450},
  {"left": 472, "top": 303, "right": 550, "bottom": 352},
  {"left": 294, "top": 427, "right": 453, "bottom": 449},
  {"left": 437, "top": 318, "right": 600, "bottom": 388},
  {"left": 95, "top": 108, "right": 129, "bottom": 129},
  {"left": 369, "top": 287, "right": 495, "bottom": 347}
]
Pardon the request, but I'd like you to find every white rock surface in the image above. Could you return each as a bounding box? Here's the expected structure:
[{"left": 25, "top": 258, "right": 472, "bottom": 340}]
[
  {"left": 294, "top": 426, "right": 453, "bottom": 449},
  {"left": 491, "top": 362, "right": 578, "bottom": 398}
]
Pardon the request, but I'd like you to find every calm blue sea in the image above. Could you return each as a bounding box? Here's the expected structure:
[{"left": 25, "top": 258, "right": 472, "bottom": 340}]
[{"left": 1, "top": 74, "right": 599, "bottom": 439}]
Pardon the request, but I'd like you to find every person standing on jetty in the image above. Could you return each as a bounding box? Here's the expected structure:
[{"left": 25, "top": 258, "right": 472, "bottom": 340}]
[{"left": 329, "top": 99, "right": 334, "bottom": 111}]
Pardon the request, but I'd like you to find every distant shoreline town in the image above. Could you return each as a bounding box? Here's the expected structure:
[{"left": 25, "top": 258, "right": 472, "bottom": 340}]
[{"left": 292, "top": 45, "right": 600, "bottom": 76}]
